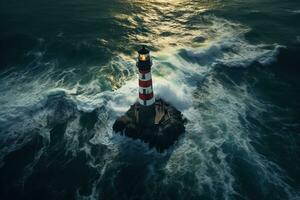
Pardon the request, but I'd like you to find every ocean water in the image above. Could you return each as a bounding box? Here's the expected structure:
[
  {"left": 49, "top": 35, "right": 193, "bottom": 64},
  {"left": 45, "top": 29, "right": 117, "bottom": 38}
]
[{"left": 0, "top": 0, "right": 300, "bottom": 199}]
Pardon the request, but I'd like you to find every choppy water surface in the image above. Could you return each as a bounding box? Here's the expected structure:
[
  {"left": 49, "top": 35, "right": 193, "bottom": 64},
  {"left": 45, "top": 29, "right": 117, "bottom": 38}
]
[{"left": 0, "top": 0, "right": 300, "bottom": 199}]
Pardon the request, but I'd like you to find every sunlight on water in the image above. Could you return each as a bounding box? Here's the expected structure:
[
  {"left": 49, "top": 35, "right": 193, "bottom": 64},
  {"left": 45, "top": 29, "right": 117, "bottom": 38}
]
[{"left": 108, "top": 0, "right": 222, "bottom": 55}]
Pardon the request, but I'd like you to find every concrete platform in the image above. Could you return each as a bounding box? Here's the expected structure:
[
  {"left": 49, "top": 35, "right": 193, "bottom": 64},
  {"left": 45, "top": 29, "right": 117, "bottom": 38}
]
[{"left": 113, "top": 98, "right": 186, "bottom": 152}]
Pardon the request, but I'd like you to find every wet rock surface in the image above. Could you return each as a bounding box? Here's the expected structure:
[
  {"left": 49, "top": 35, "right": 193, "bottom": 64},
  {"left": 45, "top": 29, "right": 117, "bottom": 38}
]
[{"left": 113, "top": 99, "right": 186, "bottom": 152}]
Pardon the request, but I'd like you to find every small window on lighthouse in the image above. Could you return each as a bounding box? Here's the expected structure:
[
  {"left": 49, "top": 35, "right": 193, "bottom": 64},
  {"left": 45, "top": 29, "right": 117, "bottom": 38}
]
[{"left": 139, "top": 53, "right": 149, "bottom": 61}]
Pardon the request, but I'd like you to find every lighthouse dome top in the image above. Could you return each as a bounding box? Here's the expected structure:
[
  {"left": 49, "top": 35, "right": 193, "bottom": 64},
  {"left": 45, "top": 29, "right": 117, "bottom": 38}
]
[{"left": 138, "top": 46, "right": 150, "bottom": 55}]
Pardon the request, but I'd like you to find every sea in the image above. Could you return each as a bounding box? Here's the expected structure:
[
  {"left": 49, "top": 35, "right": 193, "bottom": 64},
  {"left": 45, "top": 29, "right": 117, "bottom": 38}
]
[{"left": 0, "top": 0, "right": 300, "bottom": 199}]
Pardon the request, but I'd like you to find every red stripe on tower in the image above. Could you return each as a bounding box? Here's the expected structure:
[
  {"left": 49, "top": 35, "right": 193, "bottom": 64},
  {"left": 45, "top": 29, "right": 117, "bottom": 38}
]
[
  {"left": 139, "top": 92, "right": 154, "bottom": 100},
  {"left": 139, "top": 79, "right": 152, "bottom": 88}
]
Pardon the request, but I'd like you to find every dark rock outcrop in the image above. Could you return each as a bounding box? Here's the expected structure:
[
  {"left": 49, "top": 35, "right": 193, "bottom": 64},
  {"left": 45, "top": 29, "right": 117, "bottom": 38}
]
[{"left": 113, "top": 99, "right": 186, "bottom": 152}]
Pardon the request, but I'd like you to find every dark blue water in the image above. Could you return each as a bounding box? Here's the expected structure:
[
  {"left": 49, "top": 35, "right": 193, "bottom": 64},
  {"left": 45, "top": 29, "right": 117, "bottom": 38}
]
[{"left": 0, "top": 0, "right": 300, "bottom": 199}]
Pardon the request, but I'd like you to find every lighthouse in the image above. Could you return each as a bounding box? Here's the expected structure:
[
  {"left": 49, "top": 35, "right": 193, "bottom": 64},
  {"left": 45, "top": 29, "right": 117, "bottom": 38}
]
[
  {"left": 136, "top": 46, "right": 156, "bottom": 126},
  {"left": 112, "top": 46, "right": 186, "bottom": 152},
  {"left": 137, "top": 46, "right": 155, "bottom": 106}
]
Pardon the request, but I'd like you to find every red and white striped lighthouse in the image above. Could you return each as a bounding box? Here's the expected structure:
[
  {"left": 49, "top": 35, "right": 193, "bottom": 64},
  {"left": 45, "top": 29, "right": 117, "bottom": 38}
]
[{"left": 137, "top": 46, "right": 155, "bottom": 106}]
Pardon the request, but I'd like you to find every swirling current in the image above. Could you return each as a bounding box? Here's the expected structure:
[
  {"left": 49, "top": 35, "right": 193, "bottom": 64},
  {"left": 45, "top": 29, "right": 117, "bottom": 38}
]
[{"left": 0, "top": 0, "right": 300, "bottom": 199}]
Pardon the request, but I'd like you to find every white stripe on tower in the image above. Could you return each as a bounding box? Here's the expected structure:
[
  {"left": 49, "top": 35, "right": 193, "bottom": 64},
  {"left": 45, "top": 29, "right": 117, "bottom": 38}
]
[
  {"left": 139, "top": 86, "right": 153, "bottom": 94},
  {"left": 138, "top": 97, "right": 155, "bottom": 106},
  {"left": 139, "top": 71, "right": 152, "bottom": 81}
]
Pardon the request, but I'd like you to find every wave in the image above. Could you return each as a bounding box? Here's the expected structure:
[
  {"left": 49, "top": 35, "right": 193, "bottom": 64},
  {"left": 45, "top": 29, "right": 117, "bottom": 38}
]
[{"left": 0, "top": 15, "right": 298, "bottom": 200}]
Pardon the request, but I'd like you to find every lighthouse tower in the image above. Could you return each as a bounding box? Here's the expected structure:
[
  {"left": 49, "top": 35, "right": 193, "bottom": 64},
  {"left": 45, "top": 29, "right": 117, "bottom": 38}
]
[
  {"left": 136, "top": 46, "right": 156, "bottom": 126},
  {"left": 137, "top": 46, "right": 155, "bottom": 106}
]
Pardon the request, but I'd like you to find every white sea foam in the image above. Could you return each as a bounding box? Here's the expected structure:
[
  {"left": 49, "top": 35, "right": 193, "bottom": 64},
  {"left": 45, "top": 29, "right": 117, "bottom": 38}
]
[{"left": 1, "top": 15, "right": 297, "bottom": 199}]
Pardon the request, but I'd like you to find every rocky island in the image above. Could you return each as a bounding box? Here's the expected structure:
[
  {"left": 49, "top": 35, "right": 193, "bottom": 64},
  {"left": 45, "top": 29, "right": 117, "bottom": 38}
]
[{"left": 113, "top": 46, "right": 186, "bottom": 152}]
